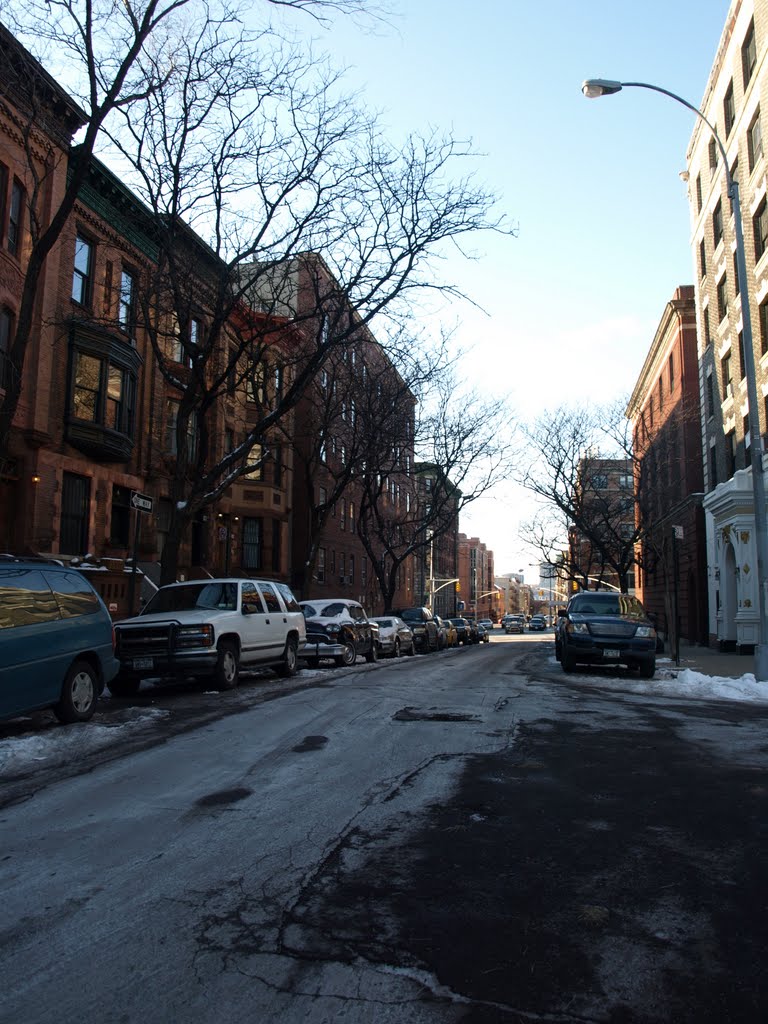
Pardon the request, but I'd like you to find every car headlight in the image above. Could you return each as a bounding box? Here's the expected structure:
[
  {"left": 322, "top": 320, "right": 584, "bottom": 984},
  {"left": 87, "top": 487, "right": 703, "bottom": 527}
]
[
  {"left": 326, "top": 624, "right": 341, "bottom": 636},
  {"left": 175, "top": 624, "right": 215, "bottom": 648},
  {"left": 635, "top": 626, "right": 656, "bottom": 638},
  {"left": 567, "top": 621, "right": 589, "bottom": 635}
]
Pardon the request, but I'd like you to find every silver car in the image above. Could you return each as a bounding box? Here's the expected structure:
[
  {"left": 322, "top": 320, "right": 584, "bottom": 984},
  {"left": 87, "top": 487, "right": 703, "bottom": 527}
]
[{"left": 369, "top": 616, "right": 416, "bottom": 658}]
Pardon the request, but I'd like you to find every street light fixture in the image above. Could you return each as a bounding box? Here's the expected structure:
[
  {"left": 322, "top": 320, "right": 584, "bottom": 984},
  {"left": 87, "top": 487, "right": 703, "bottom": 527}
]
[{"left": 582, "top": 77, "right": 768, "bottom": 681}]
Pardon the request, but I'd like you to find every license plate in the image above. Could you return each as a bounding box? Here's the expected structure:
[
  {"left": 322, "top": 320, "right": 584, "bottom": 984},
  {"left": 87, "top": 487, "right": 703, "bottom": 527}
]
[
  {"left": 603, "top": 649, "right": 620, "bottom": 659},
  {"left": 133, "top": 657, "right": 154, "bottom": 670}
]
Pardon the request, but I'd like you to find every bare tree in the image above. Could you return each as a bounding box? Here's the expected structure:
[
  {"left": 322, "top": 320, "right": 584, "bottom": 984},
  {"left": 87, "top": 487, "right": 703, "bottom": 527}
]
[
  {"left": 358, "top": 369, "right": 516, "bottom": 610},
  {"left": 0, "top": 0, "right": 388, "bottom": 471}
]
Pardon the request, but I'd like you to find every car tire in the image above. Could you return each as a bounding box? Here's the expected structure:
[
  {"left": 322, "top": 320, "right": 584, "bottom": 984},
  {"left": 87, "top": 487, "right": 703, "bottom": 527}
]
[
  {"left": 335, "top": 641, "right": 356, "bottom": 667},
  {"left": 393, "top": 638, "right": 401, "bottom": 658},
  {"left": 638, "top": 657, "right": 656, "bottom": 679},
  {"left": 365, "top": 641, "right": 378, "bottom": 664},
  {"left": 53, "top": 659, "right": 99, "bottom": 723},
  {"left": 406, "top": 640, "right": 416, "bottom": 656},
  {"left": 215, "top": 641, "right": 240, "bottom": 690},
  {"left": 277, "top": 637, "right": 298, "bottom": 677},
  {"left": 562, "top": 650, "right": 577, "bottom": 673},
  {"left": 108, "top": 673, "right": 141, "bottom": 698}
]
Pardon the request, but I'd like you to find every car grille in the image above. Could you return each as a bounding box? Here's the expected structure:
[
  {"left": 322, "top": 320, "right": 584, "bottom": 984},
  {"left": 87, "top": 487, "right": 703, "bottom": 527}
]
[
  {"left": 116, "top": 623, "right": 174, "bottom": 657},
  {"left": 590, "top": 621, "right": 636, "bottom": 638}
]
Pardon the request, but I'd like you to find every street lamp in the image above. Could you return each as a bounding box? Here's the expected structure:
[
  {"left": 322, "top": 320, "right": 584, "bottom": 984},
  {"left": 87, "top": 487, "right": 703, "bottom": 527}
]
[{"left": 582, "top": 78, "right": 768, "bottom": 681}]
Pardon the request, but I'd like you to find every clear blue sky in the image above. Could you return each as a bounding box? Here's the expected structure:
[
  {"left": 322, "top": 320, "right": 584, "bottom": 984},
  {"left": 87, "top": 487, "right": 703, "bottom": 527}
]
[{"left": 301, "top": 0, "right": 730, "bottom": 578}]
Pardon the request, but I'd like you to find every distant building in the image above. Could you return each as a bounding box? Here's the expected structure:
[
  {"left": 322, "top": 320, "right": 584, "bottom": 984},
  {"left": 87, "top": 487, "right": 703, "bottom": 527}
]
[{"left": 458, "top": 534, "right": 497, "bottom": 620}]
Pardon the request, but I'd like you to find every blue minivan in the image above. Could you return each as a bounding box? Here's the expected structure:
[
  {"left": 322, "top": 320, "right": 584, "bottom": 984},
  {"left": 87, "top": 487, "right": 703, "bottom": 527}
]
[{"left": 0, "top": 559, "right": 119, "bottom": 723}]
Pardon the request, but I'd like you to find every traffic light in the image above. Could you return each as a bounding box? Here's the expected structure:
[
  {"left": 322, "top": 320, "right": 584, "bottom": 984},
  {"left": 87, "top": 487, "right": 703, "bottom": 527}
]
[
  {"left": 571, "top": 580, "right": 579, "bottom": 592},
  {"left": 455, "top": 581, "right": 460, "bottom": 592}
]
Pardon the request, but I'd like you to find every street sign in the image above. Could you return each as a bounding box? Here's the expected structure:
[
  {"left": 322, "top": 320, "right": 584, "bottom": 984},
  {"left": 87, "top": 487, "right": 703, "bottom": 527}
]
[{"left": 130, "top": 491, "right": 153, "bottom": 514}]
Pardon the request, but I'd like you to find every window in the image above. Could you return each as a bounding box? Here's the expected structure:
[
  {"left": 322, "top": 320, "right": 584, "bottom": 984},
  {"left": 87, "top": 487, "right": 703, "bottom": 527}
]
[
  {"left": 748, "top": 110, "right": 764, "bottom": 171},
  {"left": 658, "top": 372, "right": 664, "bottom": 403},
  {"left": 717, "top": 274, "right": 728, "bottom": 321},
  {"left": 713, "top": 200, "right": 723, "bottom": 247},
  {"left": 189, "top": 317, "right": 202, "bottom": 361},
  {"left": 318, "top": 485, "right": 327, "bottom": 507},
  {"left": 118, "top": 270, "right": 135, "bottom": 335},
  {"left": 0, "top": 164, "right": 7, "bottom": 246},
  {"left": 708, "top": 135, "right": 718, "bottom": 174},
  {"left": 340, "top": 498, "right": 346, "bottom": 530},
  {"left": 361, "top": 557, "right": 367, "bottom": 586},
  {"left": 733, "top": 252, "right": 740, "bottom": 296},
  {"left": 224, "top": 428, "right": 234, "bottom": 454},
  {"left": 703, "top": 307, "right": 712, "bottom": 347},
  {"left": 722, "top": 352, "right": 732, "bottom": 399},
  {"left": 696, "top": 173, "right": 702, "bottom": 213},
  {"left": 7, "top": 179, "right": 24, "bottom": 257},
  {"left": 317, "top": 547, "right": 326, "bottom": 583},
  {"left": 738, "top": 331, "right": 746, "bottom": 379},
  {"left": 668, "top": 352, "right": 675, "bottom": 390},
  {"left": 349, "top": 554, "right": 355, "bottom": 585},
  {"left": 349, "top": 501, "right": 355, "bottom": 534},
  {"left": 243, "top": 443, "right": 264, "bottom": 480},
  {"left": 591, "top": 474, "right": 608, "bottom": 489},
  {"left": 0, "top": 307, "right": 12, "bottom": 389},
  {"left": 165, "top": 399, "right": 197, "bottom": 459},
  {"left": 271, "top": 519, "right": 281, "bottom": 573},
  {"left": 699, "top": 238, "right": 707, "bottom": 278},
  {"left": 706, "top": 373, "right": 715, "bottom": 418},
  {"left": 754, "top": 199, "right": 768, "bottom": 261},
  {"left": 272, "top": 444, "right": 282, "bottom": 487},
  {"left": 726, "top": 429, "right": 737, "bottom": 477},
  {"left": 60, "top": 472, "right": 90, "bottom": 555},
  {"left": 743, "top": 20, "right": 757, "bottom": 89},
  {"left": 242, "top": 517, "right": 263, "bottom": 570},
  {"left": 339, "top": 552, "right": 345, "bottom": 582},
  {"left": 761, "top": 300, "right": 768, "bottom": 355},
  {"left": 72, "top": 235, "right": 94, "bottom": 305},
  {"left": 724, "top": 80, "right": 736, "bottom": 136},
  {"left": 744, "top": 413, "right": 751, "bottom": 449},
  {"left": 110, "top": 484, "right": 132, "bottom": 547},
  {"left": 72, "top": 351, "right": 136, "bottom": 435}
]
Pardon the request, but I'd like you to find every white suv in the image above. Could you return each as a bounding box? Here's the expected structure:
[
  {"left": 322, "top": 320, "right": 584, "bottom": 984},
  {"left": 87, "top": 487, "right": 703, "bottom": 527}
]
[{"left": 112, "top": 578, "right": 306, "bottom": 695}]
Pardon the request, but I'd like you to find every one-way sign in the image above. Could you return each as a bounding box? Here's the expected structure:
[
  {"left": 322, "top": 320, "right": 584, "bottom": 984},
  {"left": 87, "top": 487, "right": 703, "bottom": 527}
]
[{"left": 130, "top": 490, "right": 154, "bottom": 514}]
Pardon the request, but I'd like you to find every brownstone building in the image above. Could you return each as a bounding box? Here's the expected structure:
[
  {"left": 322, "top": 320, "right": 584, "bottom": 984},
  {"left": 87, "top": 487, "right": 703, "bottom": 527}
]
[{"left": 627, "top": 285, "right": 709, "bottom": 644}]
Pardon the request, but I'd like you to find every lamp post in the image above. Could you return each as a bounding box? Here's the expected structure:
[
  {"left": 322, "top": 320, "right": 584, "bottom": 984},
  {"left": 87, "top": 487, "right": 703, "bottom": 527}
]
[{"left": 582, "top": 78, "right": 768, "bottom": 681}]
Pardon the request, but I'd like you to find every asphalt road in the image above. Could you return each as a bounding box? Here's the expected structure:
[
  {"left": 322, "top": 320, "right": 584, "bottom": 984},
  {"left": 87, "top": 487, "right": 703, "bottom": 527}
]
[{"left": 2, "top": 634, "right": 768, "bottom": 1023}]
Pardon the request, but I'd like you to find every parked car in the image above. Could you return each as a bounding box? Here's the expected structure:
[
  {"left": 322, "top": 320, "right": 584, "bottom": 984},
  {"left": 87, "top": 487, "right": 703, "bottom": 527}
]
[
  {"left": 300, "top": 599, "right": 378, "bottom": 667},
  {"left": 449, "top": 616, "right": 474, "bottom": 645},
  {"left": 464, "top": 617, "right": 480, "bottom": 643},
  {"left": 528, "top": 615, "right": 548, "bottom": 631},
  {"left": 477, "top": 623, "right": 490, "bottom": 643},
  {"left": 112, "top": 578, "right": 305, "bottom": 694},
  {"left": 0, "top": 559, "right": 119, "bottom": 723},
  {"left": 394, "top": 607, "right": 440, "bottom": 653},
  {"left": 555, "top": 591, "right": 657, "bottom": 677},
  {"left": 436, "top": 616, "right": 458, "bottom": 648},
  {"left": 369, "top": 616, "right": 415, "bottom": 658},
  {"left": 478, "top": 618, "right": 494, "bottom": 632},
  {"left": 505, "top": 615, "right": 526, "bottom": 634}
]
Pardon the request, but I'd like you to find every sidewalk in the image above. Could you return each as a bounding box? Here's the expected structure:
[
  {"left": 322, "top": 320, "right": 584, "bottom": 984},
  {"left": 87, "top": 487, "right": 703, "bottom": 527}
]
[{"left": 660, "top": 641, "right": 756, "bottom": 680}]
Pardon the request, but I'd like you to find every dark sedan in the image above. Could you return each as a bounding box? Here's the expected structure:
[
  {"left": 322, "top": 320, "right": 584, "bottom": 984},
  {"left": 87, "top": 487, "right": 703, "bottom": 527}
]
[
  {"left": 449, "top": 617, "right": 474, "bottom": 645},
  {"left": 555, "top": 592, "right": 657, "bottom": 677}
]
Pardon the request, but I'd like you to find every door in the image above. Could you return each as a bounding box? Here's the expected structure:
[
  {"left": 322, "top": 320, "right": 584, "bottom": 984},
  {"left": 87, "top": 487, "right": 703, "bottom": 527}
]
[
  {"left": 255, "top": 582, "right": 290, "bottom": 661},
  {"left": 60, "top": 472, "right": 90, "bottom": 555},
  {"left": 239, "top": 581, "right": 269, "bottom": 667}
]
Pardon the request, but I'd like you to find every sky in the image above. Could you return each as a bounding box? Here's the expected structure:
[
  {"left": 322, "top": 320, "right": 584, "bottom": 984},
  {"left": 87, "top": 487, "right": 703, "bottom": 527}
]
[
  {"left": 288, "top": 0, "right": 732, "bottom": 579},
  {"left": 2, "top": 651, "right": 767, "bottom": 778}
]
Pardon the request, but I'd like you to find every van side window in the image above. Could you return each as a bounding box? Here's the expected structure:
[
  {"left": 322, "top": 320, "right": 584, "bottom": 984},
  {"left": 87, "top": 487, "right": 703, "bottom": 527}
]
[
  {"left": 274, "top": 582, "right": 301, "bottom": 612},
  {"left": 257, "top": 582, "right": 281, "bottom": 614},
  {"left": 241, "top": 582, "right": 263, "bottom": 614},
  {"left": 0, "top": 569, "right": 60, "bottom": 629},
  {"left": 45, "top": 570, "right": 99, "bottom": 618}
]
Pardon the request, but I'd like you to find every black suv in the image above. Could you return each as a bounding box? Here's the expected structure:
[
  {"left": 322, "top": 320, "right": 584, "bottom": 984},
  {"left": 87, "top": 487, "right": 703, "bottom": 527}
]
[
  {"left": 555, "top": 592, "right": 657, "bottom": 677},
  {"left": 394, "top": 607, "right": 439, "bottom": 653}
]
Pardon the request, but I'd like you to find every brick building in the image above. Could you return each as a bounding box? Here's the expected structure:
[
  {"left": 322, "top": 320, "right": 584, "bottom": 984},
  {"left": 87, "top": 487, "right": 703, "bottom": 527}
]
[
  {"left": 458, "top": 533, "right": 497, "bottom": 621},
  {"left": 626, "top": 286, "right": 709, "bottom": 644}
]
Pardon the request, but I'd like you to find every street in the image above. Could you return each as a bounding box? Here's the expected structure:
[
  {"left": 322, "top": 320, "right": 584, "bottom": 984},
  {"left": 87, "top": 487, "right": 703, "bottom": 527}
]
[{"left": 2, "top": 633, "right": 768, "bottom": 1023}]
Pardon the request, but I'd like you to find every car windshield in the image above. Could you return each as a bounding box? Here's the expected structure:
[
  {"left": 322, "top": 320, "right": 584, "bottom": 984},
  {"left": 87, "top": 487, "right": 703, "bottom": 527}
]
[
  {"left": 143, "top": 582, "right": 238, "bottom": 614},
  {"left": 570, "top": 595, "right": 646, "bottom": 618},
  {"left": 375, "top": 618, "right": 393, "bottom": 627}
]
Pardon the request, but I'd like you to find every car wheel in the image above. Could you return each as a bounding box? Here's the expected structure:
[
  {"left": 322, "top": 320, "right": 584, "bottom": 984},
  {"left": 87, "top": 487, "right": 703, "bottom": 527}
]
[
  {"left": 393, "top": 638, "right": 401, "bottom": 658},
  {"left": 277, "top": 637, "right": 298, "bottom": 677},
  {"left": 335, "top": 641, "right": 356, "bottom": 667},
  {"left": 108, "top": 673, "right": 141, "bottom": 698},
  {"left": 215, "top": 641, "right": 240, "bottom": 690},
  {"left": 365, "top": 640, "right": 378, "bottom": 663},
  {"left": 562, "top": 650, "right": 577, "bottom": 674},
  {"left": 638, "top": 657, "right": 656, "bottom": 679},
  {"left": 406, "top": 640, "right": 416, "bottom": 656},
  {"left": 54, "top": 659, "right": 99, "bottom": 723}
]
